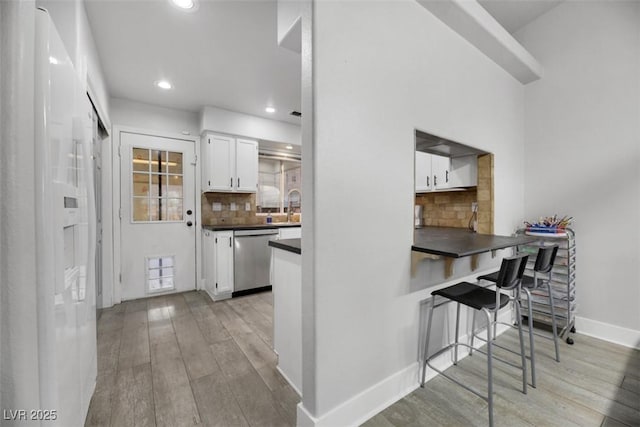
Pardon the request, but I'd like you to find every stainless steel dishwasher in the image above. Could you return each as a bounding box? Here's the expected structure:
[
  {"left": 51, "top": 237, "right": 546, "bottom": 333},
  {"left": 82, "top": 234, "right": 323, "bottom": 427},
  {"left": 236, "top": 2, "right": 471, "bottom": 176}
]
[{"left": 233, "top": 228, "right": 279, "bottom": 296}]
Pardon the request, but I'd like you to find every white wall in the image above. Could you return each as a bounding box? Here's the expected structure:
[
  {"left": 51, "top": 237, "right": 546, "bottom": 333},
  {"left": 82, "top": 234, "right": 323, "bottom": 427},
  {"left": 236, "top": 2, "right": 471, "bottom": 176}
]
[
  {"left": 110, "top": 97, "right": 200, "bottom": 136},
  {"left": 303, "top": 0, "right": 526, "bottom": 423},
  {"left": 200, "top": 105, "right": 301, "bottom": 145},
  {"left": 516, "top": 1, "right": 640, "bottom": 341}
]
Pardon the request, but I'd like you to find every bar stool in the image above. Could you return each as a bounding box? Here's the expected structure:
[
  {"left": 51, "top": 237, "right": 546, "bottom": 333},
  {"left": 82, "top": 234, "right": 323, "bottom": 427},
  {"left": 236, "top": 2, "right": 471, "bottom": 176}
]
[
  {"left": 420, "top": 254, "right": 529, "bottom": 427},
  {"left": 477, "top": 244, "right": 560, "bottom": 388}
]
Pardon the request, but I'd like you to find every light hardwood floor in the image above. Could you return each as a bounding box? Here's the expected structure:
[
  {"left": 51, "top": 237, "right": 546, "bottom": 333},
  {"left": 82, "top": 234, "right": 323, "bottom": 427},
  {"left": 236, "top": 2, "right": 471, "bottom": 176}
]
[
  {"left": 363, "top": 329, "right": 640, "bottom": 427},
  {"left": 85, "top": 290, "right": 300, "bottom": 427}
]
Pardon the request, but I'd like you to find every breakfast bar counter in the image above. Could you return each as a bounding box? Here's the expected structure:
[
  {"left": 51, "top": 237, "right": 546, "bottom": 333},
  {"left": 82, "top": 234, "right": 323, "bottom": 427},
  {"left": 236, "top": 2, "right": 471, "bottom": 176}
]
[{"left": 412, "top": 227, "right": 536, "bottom": 278}]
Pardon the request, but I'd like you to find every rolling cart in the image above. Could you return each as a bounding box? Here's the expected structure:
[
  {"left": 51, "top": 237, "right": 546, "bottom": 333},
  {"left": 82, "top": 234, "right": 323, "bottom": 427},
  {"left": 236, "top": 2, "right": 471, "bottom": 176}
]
[{"left": 515, "top": 227, "right": 576, "bottom": 344}]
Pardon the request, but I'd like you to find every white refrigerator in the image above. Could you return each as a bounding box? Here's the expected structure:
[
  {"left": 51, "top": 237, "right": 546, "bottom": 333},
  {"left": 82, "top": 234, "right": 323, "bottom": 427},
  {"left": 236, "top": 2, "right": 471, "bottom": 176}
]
[{"left": 34, "top": 8, "right": 97, "bottom": 426}]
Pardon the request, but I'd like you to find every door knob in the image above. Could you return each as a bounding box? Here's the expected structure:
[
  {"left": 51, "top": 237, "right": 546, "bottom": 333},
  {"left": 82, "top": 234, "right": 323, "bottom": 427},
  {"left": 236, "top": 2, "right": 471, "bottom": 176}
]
[{"left": 186, "top": 221, "right": 193, "bottom": 227}]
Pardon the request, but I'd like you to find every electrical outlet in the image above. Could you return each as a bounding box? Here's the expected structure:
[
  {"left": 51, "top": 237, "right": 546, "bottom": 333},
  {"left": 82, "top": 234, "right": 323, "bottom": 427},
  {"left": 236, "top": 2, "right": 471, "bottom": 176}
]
[
  {"left": 245, "top": 202, "right": 251, "bottom": 211},
  {"left": 212, "top": 202, "right": 222, "bottom": 212},
  {"left": 230, "top": 202, "right": 237, "bottom": 211},
  {"left": 471, "top": 202, "right": 478, "bottom": 212}
]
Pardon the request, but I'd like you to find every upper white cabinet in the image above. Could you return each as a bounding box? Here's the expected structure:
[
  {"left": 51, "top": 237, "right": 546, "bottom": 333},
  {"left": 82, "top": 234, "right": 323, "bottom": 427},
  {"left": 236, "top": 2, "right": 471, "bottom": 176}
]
[
  {"left": 202, "top": 133, "right": 258, "bottom": 193},
  {"left": 415, "top": 152, "right": 477, "bottom": 192},
  {"left": 432, "top": 154, "right": 451, "bottom": 190},
  {"left": 415, "top": 151, "right": 433, "bottom": 192}
]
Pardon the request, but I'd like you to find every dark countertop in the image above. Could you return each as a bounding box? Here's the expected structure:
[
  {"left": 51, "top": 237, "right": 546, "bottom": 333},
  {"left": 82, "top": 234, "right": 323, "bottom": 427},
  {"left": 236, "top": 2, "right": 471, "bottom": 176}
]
[
  {"left": 269, "top": 238, "right": 301, "bottom": 255},
  {"left": 413, "top": 226, "right": 536, "bottom": 258},
  {"left": 203, "top": 223, "right": 301, "bottom": 232}
]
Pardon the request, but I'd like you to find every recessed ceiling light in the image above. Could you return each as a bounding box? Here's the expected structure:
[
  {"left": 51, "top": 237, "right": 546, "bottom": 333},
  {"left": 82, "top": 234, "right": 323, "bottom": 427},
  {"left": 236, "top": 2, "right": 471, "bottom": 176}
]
[
  {"left": 265, "top": 106, "right": 276, "bottom": 113},
  {"left": 155, "top": 80, "right": 172, "bottom": 90},
  {"left": 171, "top": 0, "right": 195, "bottom": 9}
]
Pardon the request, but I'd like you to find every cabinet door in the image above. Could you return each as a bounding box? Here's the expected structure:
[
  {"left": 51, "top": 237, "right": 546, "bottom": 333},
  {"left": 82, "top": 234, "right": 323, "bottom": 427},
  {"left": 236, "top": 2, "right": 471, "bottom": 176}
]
[
  {"left": 432, "top": 154, "right": 451, "bottom": 190},
  {"left": 214, "top": 231, "right": 234, "bottom": 295},
  {"left": 235, "top": 138, "right": 258, "bottom": 192},
  {"left": 279, "top": 227, "right": 301, "bottom": 239},
  {"left": 202, "top": 231, "right": 215, "bottom": 294},
  {"left": 205, "top": 134, "right": 234, "bottom": 191},
  {"left": 415, "top": 151, "right": 432, "bottom": 192}
]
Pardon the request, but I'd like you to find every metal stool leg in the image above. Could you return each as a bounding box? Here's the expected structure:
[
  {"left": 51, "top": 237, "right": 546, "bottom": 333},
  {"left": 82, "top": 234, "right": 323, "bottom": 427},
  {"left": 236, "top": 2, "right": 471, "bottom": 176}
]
[
  {"left": 454, "top": 303, "right": 461, "bottom": 364},
  {"left": 546, "top": 281, "right": 560, "bottom": 362},
  {"left": 482, "top": 308, "right": 494, "bottom": 427},
  {"left": 522, "top": 287, "right": 536, "bottom": 387},
  {"left": 469, "top": 309, "right": 477, "bottom": 356},
  {"left": 421, "top": 297, "right": 436, "bottom": 387},
  {"left": 514, "top": 299, "right": 528, "bottom": 394}
]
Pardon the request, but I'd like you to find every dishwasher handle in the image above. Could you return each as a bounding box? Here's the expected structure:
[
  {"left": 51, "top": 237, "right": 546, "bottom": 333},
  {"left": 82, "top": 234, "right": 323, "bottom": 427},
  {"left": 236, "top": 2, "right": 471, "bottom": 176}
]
[{"left": 234, "top": 229, "right": 279, "bottom": 237}]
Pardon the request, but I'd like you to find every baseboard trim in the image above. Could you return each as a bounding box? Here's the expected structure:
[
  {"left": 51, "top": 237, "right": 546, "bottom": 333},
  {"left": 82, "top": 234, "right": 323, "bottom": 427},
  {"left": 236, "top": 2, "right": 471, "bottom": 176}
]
[
  {"left": 296, "top": 321, "right": 512, "bottom": 427},
  {"left": 276, "top": 365, "right": 302, "bottom": 397},
  {"left": 575, "top": 316, "right": 640, "bottom": 349}
]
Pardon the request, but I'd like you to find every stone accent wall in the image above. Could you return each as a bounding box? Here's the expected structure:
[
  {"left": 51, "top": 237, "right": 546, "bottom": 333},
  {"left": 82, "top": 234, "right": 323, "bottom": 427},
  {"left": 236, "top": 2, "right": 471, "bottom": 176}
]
[
  {"left": 201, "top": 192, "right": 300, "bottom": 226},
  {"left": 415, "top": 153, "right": 494, "bottom": 232}
]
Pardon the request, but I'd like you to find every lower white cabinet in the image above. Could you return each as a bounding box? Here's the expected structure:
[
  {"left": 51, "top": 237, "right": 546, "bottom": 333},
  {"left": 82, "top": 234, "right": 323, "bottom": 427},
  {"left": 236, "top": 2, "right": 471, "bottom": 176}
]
[
  {"left": 203, "top": 230, "right": 234, "bottom": 300},
  {"left": 278, "top": 226, "right": 301, "bottom": 240}
]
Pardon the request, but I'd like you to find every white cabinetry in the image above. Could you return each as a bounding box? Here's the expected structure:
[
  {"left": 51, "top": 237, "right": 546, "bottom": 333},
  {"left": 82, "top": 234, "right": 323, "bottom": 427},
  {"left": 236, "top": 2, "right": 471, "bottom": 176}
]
[
  {"left": 202, "top": 133, "right": 258, "bottom": 193},
  {"left": 202, "top": 230, "right": 234, "bottom": 300},
  {"left": 432, "top": 154, "right": 451, "bottom": 190},
  {"left": 415, "top": 152, "right": 478, "bottom": 192},
  {"left": 415, "top": 151, "right": 433, "bottom": 192},
  {"left": 279, "top": 226, "right": 301, "bottom": 240}
]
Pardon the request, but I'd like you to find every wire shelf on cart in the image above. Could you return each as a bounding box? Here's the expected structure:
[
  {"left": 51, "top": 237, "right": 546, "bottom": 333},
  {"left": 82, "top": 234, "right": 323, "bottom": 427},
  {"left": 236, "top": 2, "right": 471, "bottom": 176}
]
[{"left": 516, "top": 228, "right": 576, "bottom": 344}]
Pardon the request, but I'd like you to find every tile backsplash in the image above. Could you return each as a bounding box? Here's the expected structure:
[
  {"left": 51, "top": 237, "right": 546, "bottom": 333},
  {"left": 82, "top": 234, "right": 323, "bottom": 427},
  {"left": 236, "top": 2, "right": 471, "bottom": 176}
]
[
  {"left": 201, "top": 192, "right": 300, "bottom": 225},
  {"left": 416, "top": 190, "right": 477, "bottom": 228}
]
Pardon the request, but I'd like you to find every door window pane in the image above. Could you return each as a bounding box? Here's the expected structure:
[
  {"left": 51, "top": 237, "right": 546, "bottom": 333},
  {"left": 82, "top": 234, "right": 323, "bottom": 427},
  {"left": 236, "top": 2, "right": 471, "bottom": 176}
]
[
  {"left": 132, "top": 148, "right": 184, "bottom": 222},
  {"left": 133, "top": 148, "right": 150, "bottom": 172},
  {"left": 132, "top": 197, "right": 149, "bottom": 221}
]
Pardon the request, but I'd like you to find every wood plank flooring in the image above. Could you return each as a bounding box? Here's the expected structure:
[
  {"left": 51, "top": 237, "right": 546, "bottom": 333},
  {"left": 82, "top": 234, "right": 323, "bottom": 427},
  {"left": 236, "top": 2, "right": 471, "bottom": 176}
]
[
  {"left": 363, "top": 329, "right": 640, "bottom": 427},
  {"left": 85, "top": 291, "right": 300, "bottom": 427}
]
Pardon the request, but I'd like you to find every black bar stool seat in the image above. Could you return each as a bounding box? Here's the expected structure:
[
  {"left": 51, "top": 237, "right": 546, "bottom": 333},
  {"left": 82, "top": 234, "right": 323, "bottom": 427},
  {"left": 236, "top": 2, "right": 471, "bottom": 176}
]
[{"left": 433, "top": 282, "right": 510, "bottom": 311}]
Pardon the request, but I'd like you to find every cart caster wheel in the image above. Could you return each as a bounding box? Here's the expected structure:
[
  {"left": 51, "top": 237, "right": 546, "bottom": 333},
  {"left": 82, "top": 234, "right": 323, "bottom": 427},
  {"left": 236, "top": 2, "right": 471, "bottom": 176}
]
[
  {"left": 566, "top": 337, "right": 574, "bottom": 345},
  {"left": 570, "top": 326, "right": 576, "bottom": 333}
]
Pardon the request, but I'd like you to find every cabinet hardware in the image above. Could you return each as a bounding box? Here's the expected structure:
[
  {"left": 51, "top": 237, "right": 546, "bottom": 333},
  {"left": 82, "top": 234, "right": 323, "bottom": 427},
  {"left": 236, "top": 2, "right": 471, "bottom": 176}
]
[
  {"left": 215, "top": 237, "right": 218, "bottom": 243},
  {"left": 434, "top": 175, "right": 437, "bottom": 186},
  {"left": 215, "top": 282, "right": 218, "bottom": 289},
  {"left": 446, "top": 170, "right": 449, "bottom": 182},
  {"left": 208, "top": 180, "right": 210, "bottom": 187},
  {"left": 427, "top": 176, "right": 430, "bottom": 187},
  {"left": 230, "top": 177, "right": 233, "bottom": 187},
  {"left": 237, "top": 177, "right": 240, "bottom": 188},
  {"left": 229, "top": 237, "right": 232, "bottom": 247}
]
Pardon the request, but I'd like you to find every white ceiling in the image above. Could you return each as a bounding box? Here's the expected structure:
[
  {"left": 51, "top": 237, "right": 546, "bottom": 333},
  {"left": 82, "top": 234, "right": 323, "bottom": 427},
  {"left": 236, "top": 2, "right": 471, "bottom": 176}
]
[
  {"left": 85, "top": 0, "right": 561, "bottom": 126},
  {"left": 85, "top": 0, "right": 301, "bottom": 124},
  {"left": 478, "top": 0, "right": 564, "bottom": 34}
]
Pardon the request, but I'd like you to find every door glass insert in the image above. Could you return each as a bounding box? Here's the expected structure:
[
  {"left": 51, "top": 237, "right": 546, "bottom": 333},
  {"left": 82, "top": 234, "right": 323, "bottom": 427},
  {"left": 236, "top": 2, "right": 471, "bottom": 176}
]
[
  {"left": 131, "top": 148, "right": 184, "bottom": 222},
  {"left": 146, "top": 256, "right": 175, "bottom": 292}
]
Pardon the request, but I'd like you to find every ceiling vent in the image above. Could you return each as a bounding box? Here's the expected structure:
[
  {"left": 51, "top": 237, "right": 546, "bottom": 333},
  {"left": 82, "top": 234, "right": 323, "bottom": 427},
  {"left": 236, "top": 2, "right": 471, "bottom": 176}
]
[{"left": 290, "top": 111, "right": 302, "bottom": 117}]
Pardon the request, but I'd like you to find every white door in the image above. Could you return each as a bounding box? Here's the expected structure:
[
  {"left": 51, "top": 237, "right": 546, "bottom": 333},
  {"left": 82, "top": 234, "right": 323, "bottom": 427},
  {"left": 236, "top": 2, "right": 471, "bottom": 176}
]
[
  {"left": 120, "top": 131, "right": 196, "bottom": 300},
  {"left": 235, "top": 138, "right": 258, "bottom": 192}
]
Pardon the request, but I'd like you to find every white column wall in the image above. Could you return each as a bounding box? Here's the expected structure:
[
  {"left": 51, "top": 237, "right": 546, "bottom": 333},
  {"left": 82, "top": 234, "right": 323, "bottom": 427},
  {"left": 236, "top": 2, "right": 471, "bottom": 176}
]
[
  {"left": 307, "top": 0, "right": 526, "bottom": 420},
  {"left": 516, "top": 1, "right": 640, "bottom": 339}
]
